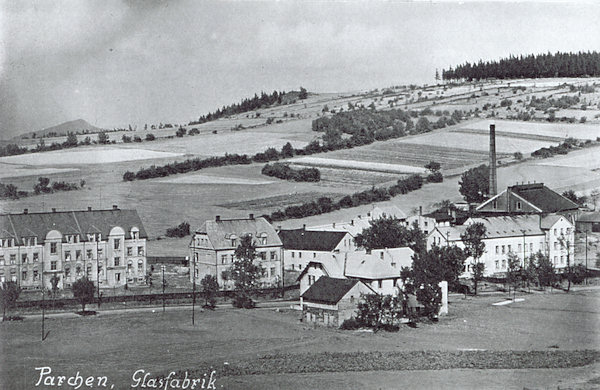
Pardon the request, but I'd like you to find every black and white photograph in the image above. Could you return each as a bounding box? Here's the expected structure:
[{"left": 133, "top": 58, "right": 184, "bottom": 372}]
[{"left": 1, "top": 1, "right": 599, "bottom": 389}]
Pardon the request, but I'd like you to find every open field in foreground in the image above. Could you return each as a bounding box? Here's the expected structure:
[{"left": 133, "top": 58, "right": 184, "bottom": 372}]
[{"left": 0, "top": 289, "right": 598, "bottom": 389}]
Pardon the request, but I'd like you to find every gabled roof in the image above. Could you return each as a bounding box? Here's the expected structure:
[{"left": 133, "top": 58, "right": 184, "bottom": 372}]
[
  {"left": 301, "top": 276, "right": 362, "bottom": 304},
  {"left": 279, "top": 229, "right": 346, "bottom": 251},
  {"left": 0, "top": 209, "right": 147, "bottom": 243},
  {"left": 296, "top": 254, "right": 345, "bottom": 281},
  {"left": 197, "top": 217, "right": 282, "bottom": 249},
  {"left": 344, "top": 248, "right": 413, "bottom": 280},
  {"left": 510, "top": 183, "right": 579, "bottom": 212},
  {"left": 540, "top": 214, "right": 566, "bottom": 230},
  {"left": 465, "top": 215, "right": 544, "bottom": 238},
  {"left": 369, "top": 205, "right": 407, "bottom": 220}
]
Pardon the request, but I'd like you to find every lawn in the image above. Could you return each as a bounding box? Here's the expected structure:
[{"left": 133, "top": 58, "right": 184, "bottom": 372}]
[{"left": 1, "top": 289, "right": 598, "bottom": 389}]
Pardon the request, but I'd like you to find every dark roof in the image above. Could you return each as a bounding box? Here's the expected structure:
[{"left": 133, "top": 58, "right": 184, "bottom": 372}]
[
  {"left": 301, "top": 276, "right": 359, "bottom": 304},
  {"left": 578, "top": 212, "right": 600, "bottom": 223},
  {"left": 510, "top": 183, "right": 579, "bottom": 213},
  {"left": 278, "top": 229, "right": 346, "bottom": 251},
  {"left": 197, "top": 217, "right": 281, "bottom": 249},
  {"left": 0, "top": 208, "right": 147, "bottom": 243}
]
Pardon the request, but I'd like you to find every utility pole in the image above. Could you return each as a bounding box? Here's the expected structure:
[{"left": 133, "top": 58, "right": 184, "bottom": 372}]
[
  {"left": 162, "top": 265, "right": 166, "bottom": 313},
  {"left": 191, "top": 256, "right": 195, "bottom": 325},
  {"left": 585, "top": 231, "right": 588, "bottom": 285}
]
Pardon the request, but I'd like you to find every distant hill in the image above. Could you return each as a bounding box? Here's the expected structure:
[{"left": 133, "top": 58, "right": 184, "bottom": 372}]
[{"left": 16, "top": 119, "right": 105, "bottom": 139}]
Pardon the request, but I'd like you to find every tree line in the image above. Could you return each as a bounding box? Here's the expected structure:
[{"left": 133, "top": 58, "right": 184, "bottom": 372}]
[
  {"left": 0, "top": 177, "right": 85, "bottom": 200},
  {"left": 442, "top": 51, "right": 600, "bottom": 81},
  {"left": 188, "top": 87, "right": 308, "bottom": 126},
  {"left": 261, "top": 163, "right": 320, "bottom": 182}
]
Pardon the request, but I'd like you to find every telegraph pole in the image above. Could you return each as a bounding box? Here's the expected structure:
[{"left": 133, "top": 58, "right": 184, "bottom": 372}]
[
  {"left": 162, "top": 265, "right": 166, "bottom": 313},
  {"left": 585, "top": 231, "right": 588, "bottom": 285},
  {"left": 191, "top": 256, "right": 195, "bottom": 325}
]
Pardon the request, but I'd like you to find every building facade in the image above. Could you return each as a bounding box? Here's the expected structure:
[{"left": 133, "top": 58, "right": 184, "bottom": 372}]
[
  {"left": 0, "top": 206, "right": 148, "bottom": 290},
  {"left": 189, "top": 215, "right": 283, "bottom": 289},
  {"left": 278, "top": 228, "right": 354, "bottom": 271}
]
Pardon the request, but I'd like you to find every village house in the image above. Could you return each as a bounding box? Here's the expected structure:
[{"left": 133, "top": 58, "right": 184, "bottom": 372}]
[
  {"left": 189, "top": 214, "right": 283, "bottom": 289},
  {"left": 300, "top": 276, "right": 375, "bottom": 327},
  {"left": 309, "top": 205, "right": 407, "bottom": 236},
  {"left": 0, "top": 206, "right": 147, "bottom": 290},
  {"left": 278, "top": 228, "right": 354, "bottom": 272},
  {"left": 428, "top": 213, "right": 575, "bottom": 277},
  {"left": 297, "top": 247, "right": 414, "bottom": 296},
  {"left": 476, "top": 182, "right": 580, "bottom": 222},
  {"left": 576, "top": 211, "right": 600, "bottom": 233}
]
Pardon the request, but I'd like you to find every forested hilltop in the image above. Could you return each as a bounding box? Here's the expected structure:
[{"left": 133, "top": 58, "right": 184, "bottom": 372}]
[
  {"left": 188, "top": 87, "right": 308, "bottom": 125},
  {"left": 442, "top": 51, "right": 600, "bottom": 81}
]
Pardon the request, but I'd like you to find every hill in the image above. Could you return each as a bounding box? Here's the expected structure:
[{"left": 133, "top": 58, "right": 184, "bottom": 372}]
[{"left": 17, "top": 119, "right": 105, "bottom": 140}]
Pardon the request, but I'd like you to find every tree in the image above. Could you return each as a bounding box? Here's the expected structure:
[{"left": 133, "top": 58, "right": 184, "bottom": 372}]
[
  {"left": 224, "top": 235, "right": 264, "bottom": 308},
  {"left": 558, "top": 234, "right": 573, "bottom": 292},
  {"left": 561, "top": 190, "right": 586, "bottom": 207},
  {"left": 590, "top": 189, "right": 600, "bottom": 211},
  {"left": 33, "top": 177, "right": 51, "bottom": 194},
  {"left": 425, "top": 161, "right": 443, "bottom": 183},
  {"left": 415, "top": 117, "right": 432, "bottom": 133},
  {"left": 50, "top": 274, "right": 60, "bottom": 300},
  {"left": 72, "top": 277, "right": 95, "bottom": 313},
  {"left": 425, "top": 161, "right": 441, "bottom": 173},
  {"left": 145, "top": 133, "right": 156, "bottom": 141},
  {"left": 98, "top": 132, "right": 109, "bottom": 144},
  {"left": 459, "top": 164, "right": 489, "bottom": 203},
  {"left": 65, "top": 132, "right": 78, "bottom": 147},
  {"left": 533, "top": 252, "right": 556, "bottom": 289},
  {"left": 461, "top": 222, "right": 487, "bottom": 295},
  {"left": 0, "top": 281, "right": 20, "bottom": 321},
  {"left": 176, "top": 127, "right": 187, "bottom": 137},
  {"left": 200, "top": 275, "right": 219, "bottom": 308},
  {"left": 298, "top": 86, "right": 308, "bottom": 100},
  {"left": 506, "top": 252, "right": 522, "bottom": 299},
  {"left": 354, "top": 217, "right": 426, "bottom": 255},
  {"left": 280, "top": 142, "right": 294, "bottom": 158}
]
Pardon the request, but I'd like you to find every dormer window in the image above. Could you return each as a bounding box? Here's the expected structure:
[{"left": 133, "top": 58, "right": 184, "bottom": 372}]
[
  {"left": 130, "top": 228, "right": 140, "bottom": 240},
  {"left": 516, "top": 201, "right": 522, "bottom": 210},
  {"left": 492, "top": 200, "right": 497, "bottom": 209}
]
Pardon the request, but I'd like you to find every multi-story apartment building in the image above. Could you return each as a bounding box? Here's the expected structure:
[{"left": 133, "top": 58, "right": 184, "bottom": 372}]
[
  {"left": 278, "top": 228, "right": 354, "bottom": 271},
  {"left": 0, "top": 206, "right": 148, "bottom": 290},
  {"left": 189, "top": 214, "right": 283, "bottom": 289},
  {"left": 427, "top": 214, "right": 575, "bottom": 277}
]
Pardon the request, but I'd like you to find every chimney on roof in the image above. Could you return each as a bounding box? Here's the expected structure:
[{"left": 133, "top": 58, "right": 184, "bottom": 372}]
[
  {"left": 52, "top": 208, "right": 56, "bottom": 213},
  {"left": 23, "top": 209, "right": 28, "bottom": 214},
  {"left": 489, "top": 123, "right": 498, "bottom": 197},
  {"left": 249, "top": 213, "right": 254, "bottom": 220},
  {"left": 112, "top": 205, "right": 118, "bottom": 210},
  {"left": 215, "top": 215, "right": 221, "bottom": 222},
  {"left": 277, "top": 225, "right": 282, "bottom": 231},
  {"left": 88, "top": 206, "right": 92, "bottom": 211},
  {"left": 350, "top": 219, "right": 354, "bottom": 226},
  {"left": 332, "top": 222, "right": 336, "bottom": 228},
  {"left": 302, "top": 224, "right": 306, "bottom": 231}
]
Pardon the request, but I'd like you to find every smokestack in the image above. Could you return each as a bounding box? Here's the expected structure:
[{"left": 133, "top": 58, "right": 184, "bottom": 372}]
[{"left": 489, "top": 123, "right": 498, "bottom": 197}]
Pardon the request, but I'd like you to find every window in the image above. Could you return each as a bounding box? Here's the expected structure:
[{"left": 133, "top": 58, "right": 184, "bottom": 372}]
[
  {"left": 501, "top": 245, "right": 505, "bottom": 254},
  {"left": 0, "top": 255, "right": 4, "bottom": 265},
  {"left": 291, "top": 252, "right": 295, "bottom": 258},
  {"left": 65, "top": 267, "right": 71, "bottom": 277},
  {"left": 492, "top": 200, "right": 497, "bottom": 209},
  {"left": 230, "top": 239, "right": 236, "bottom": 247},
  {"left": 221, "top": 255, "right": 227, "bottom": 264},
  {"left": 259, "top": 252, "right": 266, "bottom": 260},
  {"left": 261, "top": 237, "right": 267, "bottom": 245},
  {"left": 65, "top": 251, "right": 72, "bottom": 261},
  {"left": 380, "top": 252, "right": 384, "bottom": 260},
  {"left": 495, "top": 260, "right": 499, "bottom": 269},
  {"left": 298, "top": 252, "right": 302, "bottom": 258},
  {"left": 270, "top": 251, "right": 276, "bottom": 260},
  {"left": 424, "top": 221, "right": 428, "bottom": 227},
  {"left": 114, "top": 257, "right": 120, "bottom": 267},
  {"left": 560, "top": 256, "right": 564, "bottom": 264},
  {"left": 127, "top": 261, "right": 133, "bottom": 272},
  {"left": 33, "top": 270, "right": 39, "bottom": 281},
  {"left": 51, "top": 242, "right": 57, "bottom": 254},
  {"left": 98, "top": 263, "right": 103, "bottom": 276},
  {"left": 22, "top": 271, "right": 27, "bottom": 280},
  {"left": 313, "top": 252, "right": 316, "bottom": 258},
  {"left": 518, "top": 243, "right": 522, "bottom": 252},
  {"left": 138, "top": 259, "right": 143, "bottom": 272},
  {"left": 308, "top": 275, "right": 315, "bottom": 285},
  {"left": 22, "top": 254, "right": 28, "bottom": 264},
  {"left": 50, "top": 260, "right": 57, "bottom": 271},
  {"left": 554, "top": 228, "right": 557, "bottom": 236},
  {"left": 554, "top": 256, "right": 558, "bottom": 264},
  {"left": 554, "top": 242, "right": 558, "bottom": 250},
  {"left": 516, "top": 201, "right": 522, "bottom": 210},
  {"left": 530, "top": 243, "right": 533, "bottom": 252},
  {"left": 138, "top": 246, "right": 144, "bottom": 256},
  {"left": 566, "top": 228, "right": 571, "bottom": 235},
  {"left": 560, "top": 228, "right": 563, "bottom": 235},
  {"left": 87, "top": 249, "right": 93, "bottom": 259},
  {"left": 114, "top": 239, "right": 120, "bottom": 250},
  {"left": 86, "top": 264, "right": 92, "bottom": 278},
  {"left": 10, "top": 254, "right": 16, "bottom": 264},
  {"left": 76, "top": 250, "right": 81, "bottom": 260},
  {"left": 98, "top": 248, "right": 103, "bottom": 258},
  {"left": 502, "top": 259, "right": 506, "bottom": 269},
  {"left": 115, "top": 273, "right": 121, "bottom": 282},
  {"left": 270, "top": 267, "right": 275, "bottom": 277},
  {"left": 127, "top": 247, "right": 132, "bottom": 256},
  {"left": 507, "top": 245, "right": 511, "bottom": 253},
  {"left": 495, "top": 246, "right": 499, "bottom": 254},
  {"left": 378, "top": 280, "right": 383, "bottom": 289},
  {"left": 291, "top": 264, "right": 294, "bottom": 270}
]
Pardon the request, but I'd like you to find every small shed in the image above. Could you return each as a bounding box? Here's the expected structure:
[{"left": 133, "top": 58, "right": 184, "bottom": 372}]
[
  {"left": 576, "top": 212, "right": 600, "bottom": 233},
  {"left": 301, "top": 276, "right": 374, "bottom": 327}
]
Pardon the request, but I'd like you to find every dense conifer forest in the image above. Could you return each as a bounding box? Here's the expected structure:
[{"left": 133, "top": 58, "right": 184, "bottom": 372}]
[{"left": 442, "top": 51, "right": 600, "bottom": 81}]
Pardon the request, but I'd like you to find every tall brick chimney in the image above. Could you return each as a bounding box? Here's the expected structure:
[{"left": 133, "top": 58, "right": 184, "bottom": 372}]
[{"left": 489, "top": 123, "right": 498, "bottom": 197}]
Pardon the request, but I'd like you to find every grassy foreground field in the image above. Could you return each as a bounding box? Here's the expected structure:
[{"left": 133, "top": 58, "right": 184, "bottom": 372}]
[{"left": 1, "top": 289, "right": 598, "bottom": 389}]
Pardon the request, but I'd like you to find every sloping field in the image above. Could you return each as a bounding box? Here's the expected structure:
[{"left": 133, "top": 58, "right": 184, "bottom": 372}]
[
  {"left": 0, "top": 163, "right": 79, "bottom": 178},
  {"left": 158, "top": 174, "right": 274, "bottom": 185},
  {"left": 290, "top": 156, "right": 428, "bottom": 174},
  {"left": 396, "top": 131, "right": 553, "bottom": 154},
  {"left": 116, "top": 130, "right": 309, "bottom": 156},
  {"left": 463, "top": 119, "right": 600, "bottom": 141},
  {"left": 218, "top": 191, "right": 345, "bottom": 210},
  {"left": 325, "top": 142, "right": 493, "bottom": 170},
  {"left": 535, "top": 147, "right": 600, "bottom": 170},
  {"left": 0, "top": 147, "right": 182, "bottom": 165},
  {"left": 317, "top": 167, "right": 400, "bottom": 187},
  {"left": 450, "top": 128, "right": 564, "bottom": 142}
]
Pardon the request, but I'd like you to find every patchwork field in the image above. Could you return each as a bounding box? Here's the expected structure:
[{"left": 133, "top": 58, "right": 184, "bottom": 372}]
[
  {"left": 463, "top": 119, "right": 600, "bottom": 141},
  {"left": 158, "top": 174, "right": 275, "bottom": 185},
  {"left": 0, "top": 164, "right": 79, "bottom": 179},
  {"left": 289, "top": 156, "right": 428, "bottom": 174}
]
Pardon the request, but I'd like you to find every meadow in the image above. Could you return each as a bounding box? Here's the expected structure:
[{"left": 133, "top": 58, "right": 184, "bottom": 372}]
[{"left": 1, "top": 289, "right": 598, "bottom": 389}]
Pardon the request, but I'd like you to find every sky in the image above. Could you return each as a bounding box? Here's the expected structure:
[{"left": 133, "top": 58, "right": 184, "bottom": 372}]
[{"left": 1, "top": 0, "right": 599, "bottom": 139}]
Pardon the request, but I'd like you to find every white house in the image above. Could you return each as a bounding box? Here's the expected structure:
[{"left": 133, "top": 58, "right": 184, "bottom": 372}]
[{"left": 278, "top": 228, "right": 354, "bottom": 271}]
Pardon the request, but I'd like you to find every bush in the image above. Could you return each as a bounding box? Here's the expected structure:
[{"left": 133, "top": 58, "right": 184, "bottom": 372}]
[
  {"left": 427, "top": 171, "right": 443, "bottom": 183},
  {"left": 165, "top": 222, "right": 191, "bottom": 238},
  {"left": 340, "top": 317, "right": 362, "bottom": 330},
  {"left": 262, "top": 163, "right": 320, "bottom": 182},
  {"left": 145, "top": 133, "right": 156, "bottom": 141},
  {"left": 232, "top": 295, "right": 255, "bottom": 309}
]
